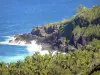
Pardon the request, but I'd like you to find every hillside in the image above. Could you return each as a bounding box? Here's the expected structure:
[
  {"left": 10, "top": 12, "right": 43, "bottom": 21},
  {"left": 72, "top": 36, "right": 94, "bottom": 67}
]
[
  {"left": 9, "top": 5, "right": 100, "bottom": 52},
  {"left": 0, "top": 5, "right": 100, "bottom": 75}
]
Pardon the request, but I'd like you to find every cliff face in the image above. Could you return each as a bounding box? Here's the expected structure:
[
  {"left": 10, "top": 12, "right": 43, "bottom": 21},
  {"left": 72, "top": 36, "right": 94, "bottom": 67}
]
[
  {"left": 9, "top": 23, "right": 68, "bottom": 52},
  {"left": 30, "top": 24, "right": 68, "bottom": 52},
  {"left": 31, "top": 24, "right": 60, "bottom": 36},
  {"left": 9, "top": 6, "right": 100, "bottom": 52}
]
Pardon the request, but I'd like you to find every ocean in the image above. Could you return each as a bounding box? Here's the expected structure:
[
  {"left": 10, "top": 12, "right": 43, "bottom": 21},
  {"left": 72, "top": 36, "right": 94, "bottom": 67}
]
[{"left": 0, "top": 0, "right": 99, "bottom": 63}]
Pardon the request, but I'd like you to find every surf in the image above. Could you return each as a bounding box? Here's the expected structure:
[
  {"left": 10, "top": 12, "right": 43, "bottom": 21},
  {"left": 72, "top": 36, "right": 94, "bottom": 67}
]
[{"left": 0, "top": 36, "right": 50, "bottom": 55}]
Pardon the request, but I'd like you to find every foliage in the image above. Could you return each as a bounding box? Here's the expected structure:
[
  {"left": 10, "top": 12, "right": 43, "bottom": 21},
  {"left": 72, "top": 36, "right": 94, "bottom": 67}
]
[
  {"left": 63, "top": 6, "right": 100, "bottom": 39},
  {"left": 76, "top": 5, "right": 100, "bottom": 23},
  {"left": 0, "top": 39, "right": 100, "bottom": 75},
  {"left": 73, "top": 25, "right": 100, "bottom": 37},
  {"left": 77, "top": 5, "right": 87, "bottom": 13},
  {"left": 1, "top": 5, "right": 100, "bottom": 75}
]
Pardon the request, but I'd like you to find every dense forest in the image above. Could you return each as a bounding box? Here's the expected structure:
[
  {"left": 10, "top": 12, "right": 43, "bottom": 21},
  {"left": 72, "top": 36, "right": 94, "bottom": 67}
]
[{"left": 0, "top": 5, "right": 100, "bottom": 75}]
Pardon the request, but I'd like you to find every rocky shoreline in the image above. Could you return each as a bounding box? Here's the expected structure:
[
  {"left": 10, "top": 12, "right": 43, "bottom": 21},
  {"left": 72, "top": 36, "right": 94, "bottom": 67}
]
[
  {"left": 8, "top": 18, "right": 100, "bottom": 52},
  {"left": 8, "top": 24, "right": 68, "bottom": 52},
  {"left": 8, "top": 6, "right": 100, "bottom": 53}
]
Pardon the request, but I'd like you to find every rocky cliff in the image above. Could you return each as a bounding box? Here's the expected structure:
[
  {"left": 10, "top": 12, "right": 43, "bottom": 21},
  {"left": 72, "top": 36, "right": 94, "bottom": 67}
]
[{"left": 9, "top": 6, "right": 100, "bottom": 52}]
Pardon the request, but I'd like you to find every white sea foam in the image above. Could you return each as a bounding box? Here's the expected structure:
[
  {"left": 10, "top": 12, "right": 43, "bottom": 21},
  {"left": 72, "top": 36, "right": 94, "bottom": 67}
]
[
  {"left": 0, "top": 36, "right": 66, "bottom": 63},
  {"left": 0, "top": 36, "right": 50, "bottom": 55},
  {"left": 0, "top": 36, "right": 65, "bottom": 57},
  {"left": 0, "top": 36, "right": 28, "bottom": 46},
  {"left": 26, "top": 40, "right": 42, "bottom": 54}
]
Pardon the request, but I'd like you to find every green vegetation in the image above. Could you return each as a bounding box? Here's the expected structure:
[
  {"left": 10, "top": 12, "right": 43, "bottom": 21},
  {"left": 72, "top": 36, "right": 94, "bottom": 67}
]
[
  {"left": 0, "top": 39, "right": 100, "bottom": 75},
  {"left": 73, "top": 25, "right": 100, "bottom": 37},
  {"left": 76, "top": 5, "right": 100, "bottom": 22},
  {"left": 1, "top": 5, "right": 100, "bottom": 75},
  {"left": 63, "top": 5, "right": 100, "bottom": 39}
]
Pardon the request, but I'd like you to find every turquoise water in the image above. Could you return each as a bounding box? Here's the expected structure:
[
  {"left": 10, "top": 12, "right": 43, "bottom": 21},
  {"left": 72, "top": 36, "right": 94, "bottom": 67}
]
[{"left": 0, "top": 0, "right": 99, "bottom": 63}]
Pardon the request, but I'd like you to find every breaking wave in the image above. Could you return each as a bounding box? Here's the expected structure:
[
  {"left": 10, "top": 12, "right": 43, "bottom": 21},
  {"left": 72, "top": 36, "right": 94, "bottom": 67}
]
[
  {"left": 0, "top": 36, "right": 65, "bottom": 63},
  {"left": 0, "top": 36, "right": 52, "bottom": 55}
]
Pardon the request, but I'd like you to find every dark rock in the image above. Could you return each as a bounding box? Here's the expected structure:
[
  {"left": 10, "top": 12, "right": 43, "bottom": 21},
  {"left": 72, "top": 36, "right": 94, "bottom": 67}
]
[
  {"left": 31, "top": 26, "right": 47, "bottom": 37},
  {"left": 47, "top": 25, "right": 60, "bottom": 34},
  {"left": 47, "top": 26, "right": 55, "bottom": 34},
  {"left": 69, "top": 33, "right": 80, "bottom": 46},
  {"left": 69, "top": 33, "right": 87, "bottom": 49},
  {"left": 77, "top": 35, "right": 86, "bottom": 46},
  {"left": 73, "top": 16, "right": 89, "bottom": 27},
  {"left": 9, "top": 33, "right": 38, "bottom": 44},
  {"left": 91, "top": 17, "right": 100, "bottom": 25},
  {"left": 9, "top": 40, "right": 13, "bottom": 43},
  {"left": 63, "top": 22, "right": 74, "bottom": 39}
]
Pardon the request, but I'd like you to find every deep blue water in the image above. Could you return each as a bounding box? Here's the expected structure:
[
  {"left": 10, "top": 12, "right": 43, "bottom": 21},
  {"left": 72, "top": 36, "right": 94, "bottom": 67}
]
[{"left": 0, "top": 0, "right": 99, "bottom": 63}]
